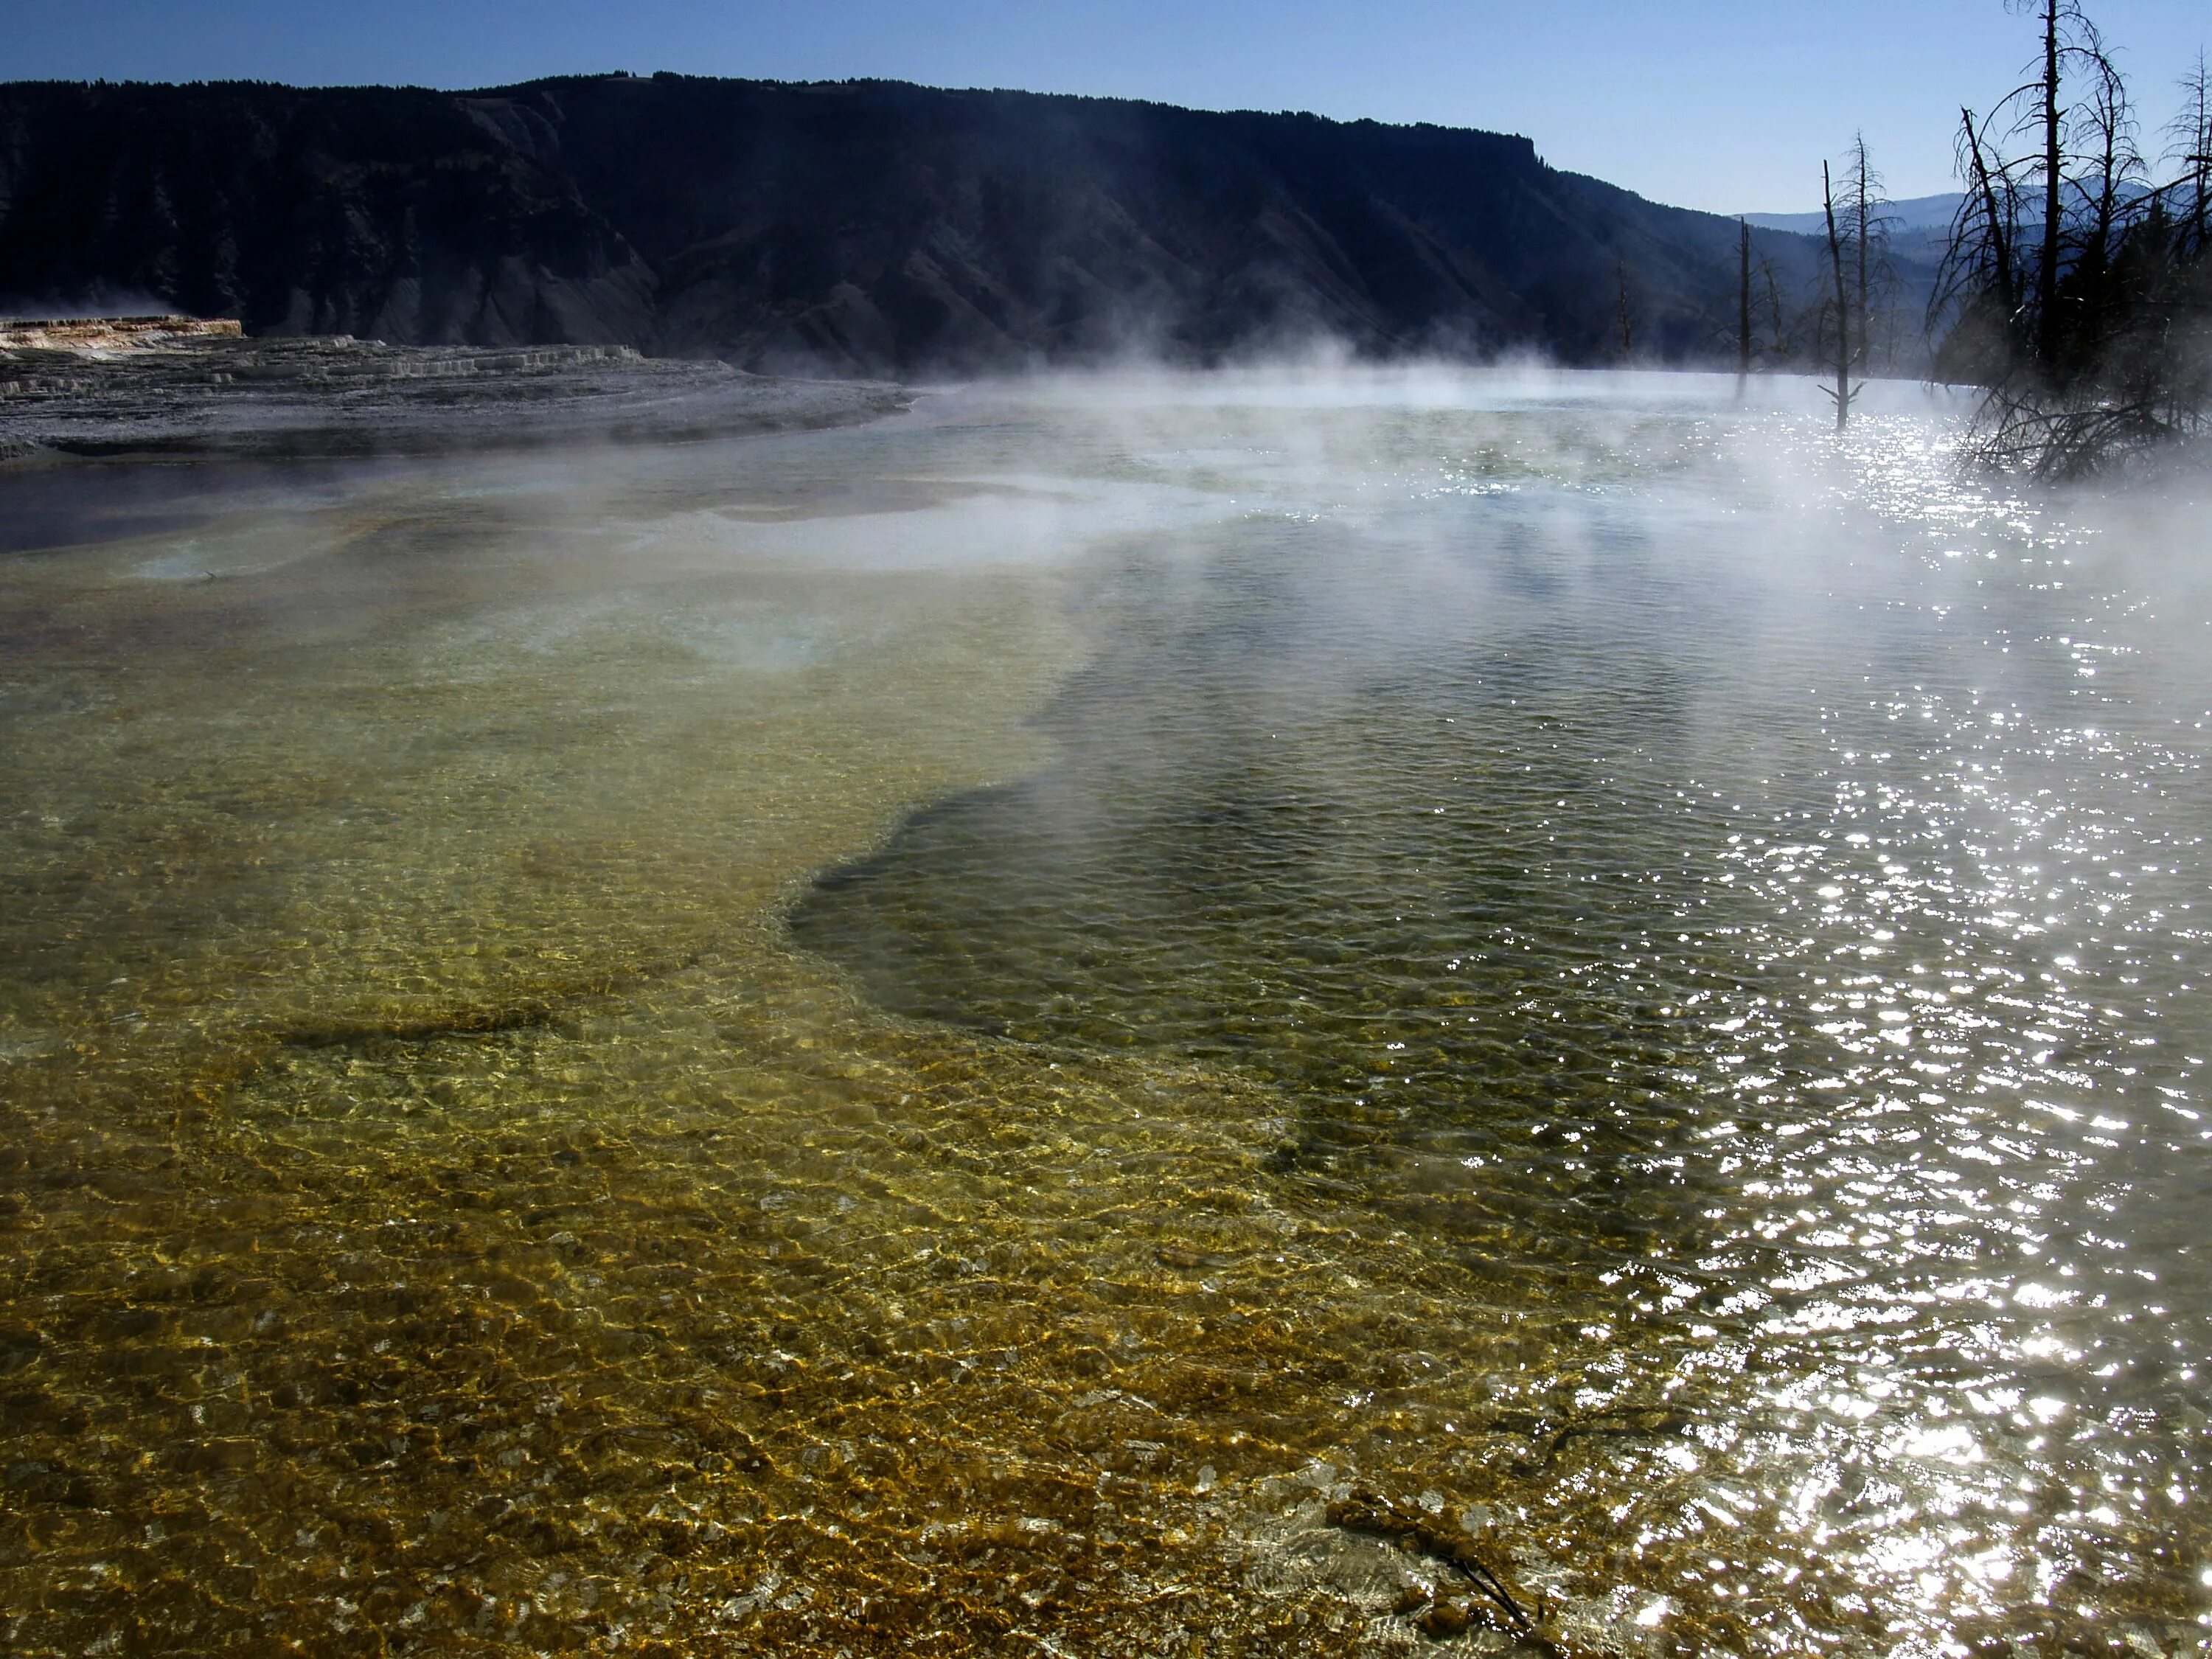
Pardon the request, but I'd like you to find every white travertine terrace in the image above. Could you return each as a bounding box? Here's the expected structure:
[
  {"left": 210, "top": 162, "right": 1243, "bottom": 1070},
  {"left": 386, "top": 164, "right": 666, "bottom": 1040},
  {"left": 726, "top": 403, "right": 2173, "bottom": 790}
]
[{"left": 0, "top": 313, "right": 243, "bottom": 351}]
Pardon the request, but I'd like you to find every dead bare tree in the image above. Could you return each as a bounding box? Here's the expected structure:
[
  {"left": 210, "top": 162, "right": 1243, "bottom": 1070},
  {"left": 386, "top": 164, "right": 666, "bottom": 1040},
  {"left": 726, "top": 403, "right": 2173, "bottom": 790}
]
[
  {"left": 1761, "top": 255, "right": 1791, "bottom": 360},
  {"left": 1737, "top": 219, "right": 1753, "bottom": 396},
  {"left": 2166, "top": 52, "right": 2211, "bottom": 256},
  {"left": 2060, "top": 49, "right": 2143, "bottom": 375},
  {"left": 1930, "top": 1, "right": 2211, "bottom": 475},
  {"left": 1940, "top": 2, "right": 2107, "bottom": 377},
  {"left": 1822, "top": 161, "right": 1859, "bottom": 430},
  {"left": 1846, "top": 136, "right": 1881, "bottom": 371},
  {"left": 2033, "top": 0, "right": 2070, "bottom": 365},
  {"left": 1934, "top": 105, "right": 2026, "bottom": 385}
]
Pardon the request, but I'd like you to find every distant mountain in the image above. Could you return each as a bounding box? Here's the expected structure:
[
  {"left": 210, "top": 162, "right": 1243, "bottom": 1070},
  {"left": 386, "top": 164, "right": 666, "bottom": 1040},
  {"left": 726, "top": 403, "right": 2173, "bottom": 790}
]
[
  {"left": 1742, "top": 192, "right": 1964, "bottom": 269},
  {"left": 1742, "top": 182, "right": 2176, "bottom": 273},
  {"left": 1740, "top": 192, "right": 1966, "bottom": 237},
  {"left": 0, "top": 74, "right": 1832, "bottom": 376}
]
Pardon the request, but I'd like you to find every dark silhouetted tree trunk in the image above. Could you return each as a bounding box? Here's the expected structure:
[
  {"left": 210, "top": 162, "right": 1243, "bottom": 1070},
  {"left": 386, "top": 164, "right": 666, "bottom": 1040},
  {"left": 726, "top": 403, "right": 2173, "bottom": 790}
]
[
  {"left": 2171, "top": 52, "right": 2211, "bottom": 256},
  {"left": 2068, "top": 54, "right": 2139, "bottom": 374},
  {"left": 1961, "top": 105, "right": 2019, "bottom": 318},
  {"left": 2037, "top": 0, "right": 2064, "bottom": 366},
  {"left": 1935, "top": 2, "right": 2211, "bottom": 473},
  {"left": 1737, "top": 219, "right": 1753, "bottom": 395},
  {"left": 1823, "top": 161, "right": 1853, "bottom": 431},
  {"left": 1853, "top": 136, "right": 1874, "bottom": 371}
]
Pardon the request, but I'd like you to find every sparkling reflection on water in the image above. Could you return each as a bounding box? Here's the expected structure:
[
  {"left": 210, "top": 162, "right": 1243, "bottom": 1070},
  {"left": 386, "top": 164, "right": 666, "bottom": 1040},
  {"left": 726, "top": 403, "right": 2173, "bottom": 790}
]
[{"left": 3, "top": 372, "right": 2208, "bottom": 1657}]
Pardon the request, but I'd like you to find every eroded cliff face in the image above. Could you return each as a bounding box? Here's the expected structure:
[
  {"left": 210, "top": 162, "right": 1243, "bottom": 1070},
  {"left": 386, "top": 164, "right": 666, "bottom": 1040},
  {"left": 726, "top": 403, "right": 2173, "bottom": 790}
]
[
  {"left": 0, "top": 83, "right": 656, "bottom": 350},
  {"left": 0, "top": 76, "right": 1815, "bottom": 375}
]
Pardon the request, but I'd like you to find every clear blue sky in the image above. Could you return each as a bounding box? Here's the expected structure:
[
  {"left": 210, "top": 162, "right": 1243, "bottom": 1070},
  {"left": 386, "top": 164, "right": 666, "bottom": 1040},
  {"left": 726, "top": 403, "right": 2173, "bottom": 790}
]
[{"left": 7, "top": 1, "right": 2207, "bottom": 213}]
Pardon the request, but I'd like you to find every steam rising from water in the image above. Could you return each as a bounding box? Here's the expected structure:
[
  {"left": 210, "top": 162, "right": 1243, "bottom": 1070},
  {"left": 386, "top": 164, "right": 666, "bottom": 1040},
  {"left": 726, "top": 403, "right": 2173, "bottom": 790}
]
[
  {"left": 1, "top": 369, "right": 2207, "bottom": 1657},
  {"left": 793, "top": 369, "right": 2212, "bottom": 1652}
]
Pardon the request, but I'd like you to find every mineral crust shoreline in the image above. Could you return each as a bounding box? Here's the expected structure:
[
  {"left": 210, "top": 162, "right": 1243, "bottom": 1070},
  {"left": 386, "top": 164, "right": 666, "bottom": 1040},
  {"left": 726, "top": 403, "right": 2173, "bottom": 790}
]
[{"left": 0, "top": 323, "right": 911, "bottom": 462}]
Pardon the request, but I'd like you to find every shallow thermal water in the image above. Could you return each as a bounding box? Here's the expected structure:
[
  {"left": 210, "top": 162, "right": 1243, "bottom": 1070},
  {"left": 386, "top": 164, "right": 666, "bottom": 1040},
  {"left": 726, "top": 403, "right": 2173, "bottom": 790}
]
[{"left": 2, "top": 370, "right": 2209, "bottom": 1658}]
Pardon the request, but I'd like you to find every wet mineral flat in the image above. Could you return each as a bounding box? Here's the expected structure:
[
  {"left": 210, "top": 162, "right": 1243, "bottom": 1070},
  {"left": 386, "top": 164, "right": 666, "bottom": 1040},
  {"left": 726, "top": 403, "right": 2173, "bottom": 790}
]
[
  {"left": 0, "top": 326, "right": 908, "bottom": 462},
  {"left": 1, "top": 371, "right": 2207, "bottom": 1659}
]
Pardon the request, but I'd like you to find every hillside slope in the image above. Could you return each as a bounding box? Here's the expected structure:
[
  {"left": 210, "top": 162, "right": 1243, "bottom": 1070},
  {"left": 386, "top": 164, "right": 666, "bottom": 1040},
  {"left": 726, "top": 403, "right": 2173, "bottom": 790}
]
[{"left": 0, "top": 74, "right": 1824, "bottom": 375}]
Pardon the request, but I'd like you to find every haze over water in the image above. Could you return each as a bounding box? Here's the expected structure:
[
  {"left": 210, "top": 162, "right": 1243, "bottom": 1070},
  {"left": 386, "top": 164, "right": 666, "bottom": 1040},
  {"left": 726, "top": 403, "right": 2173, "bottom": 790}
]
[{"left": 1, "top": 370, "right": 2207, "bottom": 1657}]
